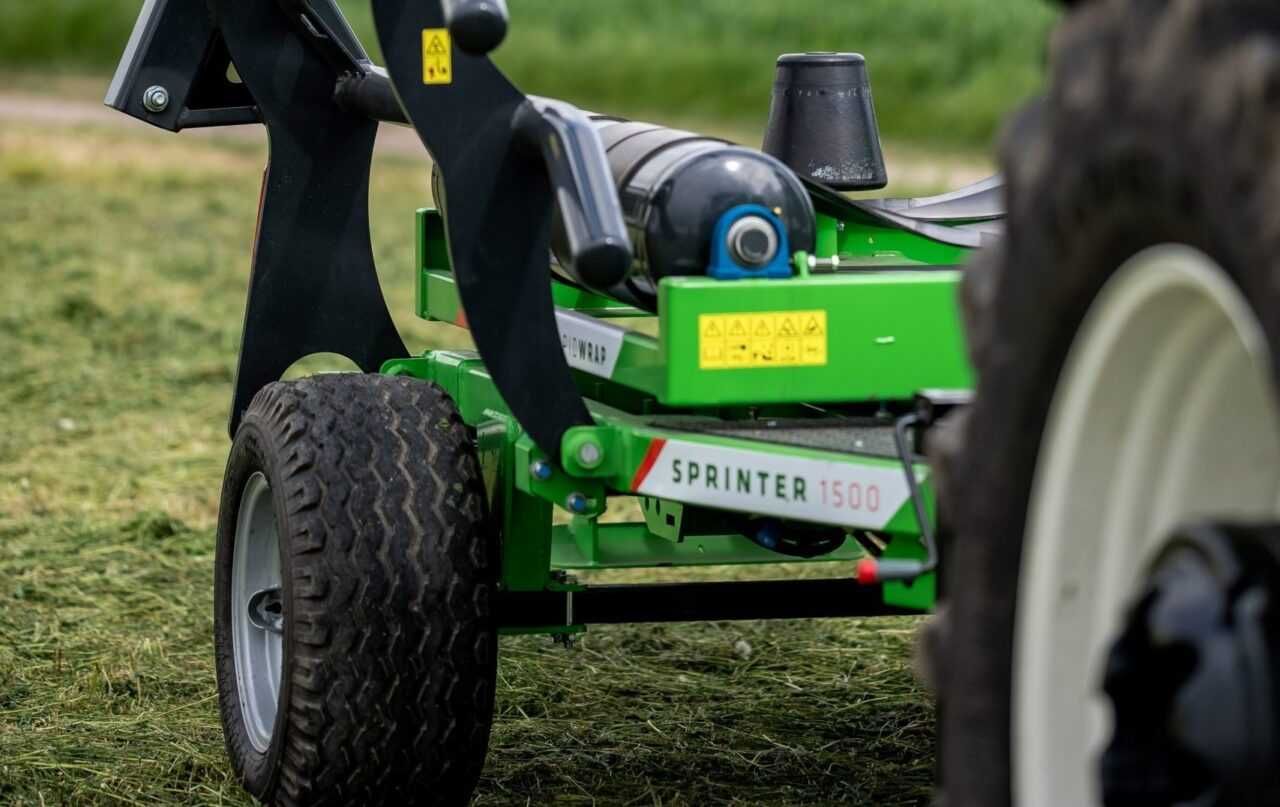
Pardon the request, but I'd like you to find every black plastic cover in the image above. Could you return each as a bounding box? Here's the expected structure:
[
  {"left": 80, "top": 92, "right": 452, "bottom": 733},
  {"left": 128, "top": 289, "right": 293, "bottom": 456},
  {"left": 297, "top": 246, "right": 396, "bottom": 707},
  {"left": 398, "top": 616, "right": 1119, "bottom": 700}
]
[{"left": 763, "top": 52, "right": 887, "bottom": 191}]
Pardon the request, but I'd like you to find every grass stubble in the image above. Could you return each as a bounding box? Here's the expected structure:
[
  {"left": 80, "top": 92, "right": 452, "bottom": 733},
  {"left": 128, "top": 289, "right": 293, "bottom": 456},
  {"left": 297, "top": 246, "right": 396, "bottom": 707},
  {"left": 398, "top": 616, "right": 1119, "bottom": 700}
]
[{"left": 0, "top": 120, "right": 944, "bottom": 804}]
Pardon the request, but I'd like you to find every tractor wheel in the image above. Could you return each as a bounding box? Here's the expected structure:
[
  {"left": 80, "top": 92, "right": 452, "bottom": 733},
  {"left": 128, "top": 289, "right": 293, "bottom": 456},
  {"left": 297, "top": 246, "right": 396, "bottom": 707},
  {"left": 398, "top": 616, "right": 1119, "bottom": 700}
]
[
  {"left": 929, "top": 1, "right": 1280, "bottom": 805},
  {"left": 213, "top": 374, "right": 497, "bottom": 806}
]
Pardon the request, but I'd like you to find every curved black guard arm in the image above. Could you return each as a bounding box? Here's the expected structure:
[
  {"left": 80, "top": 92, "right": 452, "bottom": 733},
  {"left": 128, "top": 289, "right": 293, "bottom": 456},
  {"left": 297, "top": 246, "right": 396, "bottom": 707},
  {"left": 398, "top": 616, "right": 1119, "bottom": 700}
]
[
  {"left": 371, "top": 0, "right": 630, "bottom": 458},
  {"left": 212, "top": 0, "right": 408, "bottom": 435}
]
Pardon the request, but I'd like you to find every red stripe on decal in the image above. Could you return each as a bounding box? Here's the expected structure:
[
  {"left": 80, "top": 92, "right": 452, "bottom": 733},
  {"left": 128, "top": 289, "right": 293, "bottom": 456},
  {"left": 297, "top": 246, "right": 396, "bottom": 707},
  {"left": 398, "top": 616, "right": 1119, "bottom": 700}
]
[{"left": 629, "top": 438, "right": 667, "bottom": 491}]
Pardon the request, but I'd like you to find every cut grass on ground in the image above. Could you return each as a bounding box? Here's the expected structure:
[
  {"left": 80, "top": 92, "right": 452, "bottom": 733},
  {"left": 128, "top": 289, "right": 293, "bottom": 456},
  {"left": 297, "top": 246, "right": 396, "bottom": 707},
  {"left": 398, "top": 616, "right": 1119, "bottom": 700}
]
[{"left": 0, "top": 122, "right": 939, "bottom": 804}]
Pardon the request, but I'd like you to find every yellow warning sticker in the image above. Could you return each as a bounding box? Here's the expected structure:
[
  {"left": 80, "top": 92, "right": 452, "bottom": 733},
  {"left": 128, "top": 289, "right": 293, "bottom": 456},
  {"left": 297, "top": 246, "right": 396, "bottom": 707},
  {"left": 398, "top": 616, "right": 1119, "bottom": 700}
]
[
  {"left": 698, "top": 310, "right": 828, "bottom": 369},
  {"left": 422, "top": 29, "right": 452, "bottom": 85}
]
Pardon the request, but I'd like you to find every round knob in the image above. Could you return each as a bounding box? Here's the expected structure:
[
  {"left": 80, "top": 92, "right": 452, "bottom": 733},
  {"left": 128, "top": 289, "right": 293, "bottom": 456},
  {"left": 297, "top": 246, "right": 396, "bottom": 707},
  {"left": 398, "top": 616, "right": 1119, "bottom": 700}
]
[{"left": 446, "top": 0, "right": 509, "bottom": 55}]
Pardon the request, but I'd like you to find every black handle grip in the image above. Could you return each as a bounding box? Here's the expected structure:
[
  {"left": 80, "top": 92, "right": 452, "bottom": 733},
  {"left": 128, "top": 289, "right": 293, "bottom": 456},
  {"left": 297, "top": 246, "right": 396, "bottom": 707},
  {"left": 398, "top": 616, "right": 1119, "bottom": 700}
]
[
  {"left": 517, "top": 97, "right": 632, "bottom": 289},
  {"left": 442, "top": 0, "right": 508, "bottom": 54}
]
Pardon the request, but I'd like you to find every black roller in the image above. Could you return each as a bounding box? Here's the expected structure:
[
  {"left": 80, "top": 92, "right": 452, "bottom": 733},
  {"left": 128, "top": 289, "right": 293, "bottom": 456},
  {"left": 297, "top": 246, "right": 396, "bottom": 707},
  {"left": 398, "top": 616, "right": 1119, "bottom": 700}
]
[{"left": 552, "top": 120, "right": 816, "bottom": 310}]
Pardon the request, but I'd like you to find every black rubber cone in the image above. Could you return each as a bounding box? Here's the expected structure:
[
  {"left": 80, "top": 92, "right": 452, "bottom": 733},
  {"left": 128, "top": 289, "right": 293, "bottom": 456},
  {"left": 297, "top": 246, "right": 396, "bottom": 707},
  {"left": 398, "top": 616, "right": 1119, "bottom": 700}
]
[{"left": 763, "top": 52, "right": 888, "bottom": 191}]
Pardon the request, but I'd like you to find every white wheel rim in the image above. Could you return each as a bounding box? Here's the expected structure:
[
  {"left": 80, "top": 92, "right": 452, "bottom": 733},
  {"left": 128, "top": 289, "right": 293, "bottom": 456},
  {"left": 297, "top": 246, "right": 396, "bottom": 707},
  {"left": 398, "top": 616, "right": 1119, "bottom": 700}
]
[
  {"left": 231, "top": 471, "right": 284, "bottom": 754},
  {"left": 1013, "top": 245, "right": 1280, "bottom": 805}
]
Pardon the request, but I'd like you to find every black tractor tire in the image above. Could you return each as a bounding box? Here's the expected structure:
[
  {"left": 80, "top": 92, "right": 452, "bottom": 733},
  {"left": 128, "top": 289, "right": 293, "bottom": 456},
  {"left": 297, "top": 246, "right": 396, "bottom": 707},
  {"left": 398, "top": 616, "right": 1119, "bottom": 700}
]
[
  {"left": 214, "top": 374, "right": 497, "bottom": 806},
  {"left": 929, "top": 1, "right": 1280, "bottom": 805}
]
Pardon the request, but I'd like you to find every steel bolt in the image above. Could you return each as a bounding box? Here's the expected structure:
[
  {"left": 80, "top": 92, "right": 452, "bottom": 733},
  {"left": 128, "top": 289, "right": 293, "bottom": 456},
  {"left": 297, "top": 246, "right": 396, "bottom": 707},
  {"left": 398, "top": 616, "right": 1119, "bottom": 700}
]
[
  {"left": 566, "top": 492, "right": 589, "bottom": 514},
  {"left": 575, "top": 440, "right": 603, "bottom": 468},
  {"left": 142, "top": 85, "right": 170, "bottom": 113},
  {"left": 530, "top": 459, "right": 553, "bottom": 480}
]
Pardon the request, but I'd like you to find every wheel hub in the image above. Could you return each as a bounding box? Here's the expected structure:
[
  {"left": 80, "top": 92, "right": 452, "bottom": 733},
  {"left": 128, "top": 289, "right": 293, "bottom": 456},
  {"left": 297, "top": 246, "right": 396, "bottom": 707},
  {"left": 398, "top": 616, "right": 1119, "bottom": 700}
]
[
  {"left": 231, "top": 471, "right": 284, "bottom": 754},
  {"left": 1102, "top": 524, "right": 1280, "bottom": 807},
  {"left": 247, "top": 586, "right": 284, "bottom": 634}
]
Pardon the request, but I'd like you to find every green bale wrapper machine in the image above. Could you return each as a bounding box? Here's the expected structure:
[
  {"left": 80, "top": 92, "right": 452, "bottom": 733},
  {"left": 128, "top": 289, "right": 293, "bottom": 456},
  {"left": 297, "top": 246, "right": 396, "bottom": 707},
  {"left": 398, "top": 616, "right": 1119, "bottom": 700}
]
[{"left": 105, "top": 0, "right": 1280, "bottom": 804}]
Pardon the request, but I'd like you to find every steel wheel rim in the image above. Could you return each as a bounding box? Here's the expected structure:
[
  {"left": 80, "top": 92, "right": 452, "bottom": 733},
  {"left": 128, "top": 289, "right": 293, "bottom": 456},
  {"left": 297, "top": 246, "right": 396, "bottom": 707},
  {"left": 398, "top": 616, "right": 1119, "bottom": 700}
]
[
  {"left": 231, "top": 471, "right": 284, "bottom": 754},
  {"left": 1014, "top": 244, "right": 1280, "bottom": 805}
]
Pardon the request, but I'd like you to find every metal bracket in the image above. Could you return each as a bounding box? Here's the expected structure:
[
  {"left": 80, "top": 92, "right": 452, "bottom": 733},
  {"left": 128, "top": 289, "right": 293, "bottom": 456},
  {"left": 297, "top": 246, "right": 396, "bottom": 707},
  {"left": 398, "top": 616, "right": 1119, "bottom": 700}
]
[
  {"left": 104, "top": 0, "right": 259, "bottom": 131},
  {"left": 107, "top": 0, "right": 409, "bottom": 434}
]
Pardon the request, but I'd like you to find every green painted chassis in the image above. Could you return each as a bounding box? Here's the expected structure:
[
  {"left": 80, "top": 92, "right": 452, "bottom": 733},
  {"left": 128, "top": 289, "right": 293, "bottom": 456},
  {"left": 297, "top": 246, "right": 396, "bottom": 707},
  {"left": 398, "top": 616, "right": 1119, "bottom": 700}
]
[{"left": 383, "top": 208, "right": 974, "bottom": 633}]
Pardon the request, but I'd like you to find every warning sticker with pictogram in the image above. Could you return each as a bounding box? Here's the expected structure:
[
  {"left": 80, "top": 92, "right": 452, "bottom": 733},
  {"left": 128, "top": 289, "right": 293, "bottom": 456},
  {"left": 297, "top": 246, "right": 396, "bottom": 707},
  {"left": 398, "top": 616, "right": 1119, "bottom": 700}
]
[
  {"left": 422, "top": 29, "right": 452, "bottom": 85},
  {"left": 698, "top": 310, "right": 827, "bottom": 369}
]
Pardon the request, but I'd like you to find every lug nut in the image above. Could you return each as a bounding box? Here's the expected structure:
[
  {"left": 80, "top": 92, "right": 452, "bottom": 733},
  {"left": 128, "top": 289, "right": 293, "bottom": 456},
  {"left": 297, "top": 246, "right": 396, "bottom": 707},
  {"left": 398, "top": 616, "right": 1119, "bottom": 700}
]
[{"left": 142, "top": 85, "right": 170, "bottom": 113}]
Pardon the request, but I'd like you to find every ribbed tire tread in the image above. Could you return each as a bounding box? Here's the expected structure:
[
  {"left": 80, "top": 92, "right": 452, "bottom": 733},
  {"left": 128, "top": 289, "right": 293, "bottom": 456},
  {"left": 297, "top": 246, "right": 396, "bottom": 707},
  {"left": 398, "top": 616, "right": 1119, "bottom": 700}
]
[{"left": 215, "top": 374, "right": 496, "bottom": 806}]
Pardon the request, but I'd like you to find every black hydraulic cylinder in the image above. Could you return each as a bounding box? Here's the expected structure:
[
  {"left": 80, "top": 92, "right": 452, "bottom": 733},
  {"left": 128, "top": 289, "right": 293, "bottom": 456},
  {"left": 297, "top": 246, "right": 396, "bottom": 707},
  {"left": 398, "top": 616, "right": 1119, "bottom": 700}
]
[{"left": 325, "top": 74, "right": 814, "bottom": 312}]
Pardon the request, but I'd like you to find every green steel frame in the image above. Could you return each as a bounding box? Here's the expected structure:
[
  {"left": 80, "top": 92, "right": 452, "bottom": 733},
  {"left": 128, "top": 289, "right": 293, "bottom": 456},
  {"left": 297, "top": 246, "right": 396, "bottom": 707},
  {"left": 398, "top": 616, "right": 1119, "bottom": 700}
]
[{"left": 386, "top": 207, "right": 974, "bottom": 632}]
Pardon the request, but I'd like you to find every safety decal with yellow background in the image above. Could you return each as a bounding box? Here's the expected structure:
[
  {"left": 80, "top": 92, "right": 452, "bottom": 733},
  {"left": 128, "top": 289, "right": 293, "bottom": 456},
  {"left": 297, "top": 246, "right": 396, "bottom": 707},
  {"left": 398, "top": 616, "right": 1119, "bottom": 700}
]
[
  {"left": 698, "top": 310, "right": 828, "bottom": 369},
  {"left": 422, "top": 29, "right": 452, "bottom": 84}
]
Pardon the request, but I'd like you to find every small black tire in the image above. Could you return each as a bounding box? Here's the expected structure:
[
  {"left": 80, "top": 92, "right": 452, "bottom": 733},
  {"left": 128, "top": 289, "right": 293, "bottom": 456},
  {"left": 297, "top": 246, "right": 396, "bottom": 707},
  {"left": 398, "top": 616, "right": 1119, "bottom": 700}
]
[
  {"left": 214, "top": 373, "right": 497, "bottom": 806},
  {"left": 930, "top": 1, "right": 1280, "bottom": 805}
]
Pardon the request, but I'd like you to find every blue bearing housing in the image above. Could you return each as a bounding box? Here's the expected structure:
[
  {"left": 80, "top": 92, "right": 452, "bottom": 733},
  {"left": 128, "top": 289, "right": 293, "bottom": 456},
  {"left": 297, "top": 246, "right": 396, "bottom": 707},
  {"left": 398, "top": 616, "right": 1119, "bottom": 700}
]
[{"left": 706, "top": 203, "right": 793, "bottom": 280}]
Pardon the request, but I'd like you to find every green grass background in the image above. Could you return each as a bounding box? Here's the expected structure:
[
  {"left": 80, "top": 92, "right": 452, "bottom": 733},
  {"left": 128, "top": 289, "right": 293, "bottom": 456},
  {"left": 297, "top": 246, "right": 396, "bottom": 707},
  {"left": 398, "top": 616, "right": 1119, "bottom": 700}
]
[{"left": 1, "top": 0, "right": 1057, "bottom": 146}]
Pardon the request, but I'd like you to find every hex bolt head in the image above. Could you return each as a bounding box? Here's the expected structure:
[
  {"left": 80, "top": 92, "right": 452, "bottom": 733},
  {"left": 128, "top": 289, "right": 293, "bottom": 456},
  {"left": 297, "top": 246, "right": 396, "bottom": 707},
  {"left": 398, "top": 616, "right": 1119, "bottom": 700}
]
[
  {"left": 530, "top": 459, "right": 553, "bottom": 481},
  {"left": 566, "top": 492, "right": 589, "bottom": 514},
  {"left": 575, "top": 440, "right": 603, "bottom": 469},
  {"left": 142, "top": 85, "right": 170, "bottom": 113}
]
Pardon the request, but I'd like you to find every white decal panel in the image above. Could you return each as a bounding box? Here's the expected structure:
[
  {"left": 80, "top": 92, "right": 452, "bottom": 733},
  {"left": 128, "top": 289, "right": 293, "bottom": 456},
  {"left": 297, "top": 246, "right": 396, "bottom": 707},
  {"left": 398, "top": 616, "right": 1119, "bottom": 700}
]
[
  {"left": 632, "top": 438, "right": 914, "bottom": 530},
  {"left": 556, "top": 310, "right": 625, "bottom": 379}
]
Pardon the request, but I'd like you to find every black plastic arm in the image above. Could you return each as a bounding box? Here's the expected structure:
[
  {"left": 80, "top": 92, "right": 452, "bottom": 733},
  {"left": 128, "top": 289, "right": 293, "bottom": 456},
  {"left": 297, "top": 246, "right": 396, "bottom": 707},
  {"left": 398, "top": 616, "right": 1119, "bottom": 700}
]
[
  {"left": 516, "top": 98, "right": 632, "bottom": 289},
  {"left": 371, "top": 0, "right": 598, "bottom": 457},
  {"left": 443, "top": 0, "right": 509, "bottom": 54},
  {"left": 211, "top": 0, "right": 407, "bottom": 433}
]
